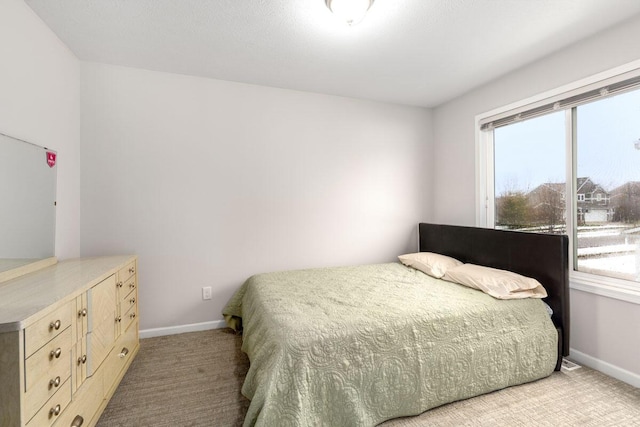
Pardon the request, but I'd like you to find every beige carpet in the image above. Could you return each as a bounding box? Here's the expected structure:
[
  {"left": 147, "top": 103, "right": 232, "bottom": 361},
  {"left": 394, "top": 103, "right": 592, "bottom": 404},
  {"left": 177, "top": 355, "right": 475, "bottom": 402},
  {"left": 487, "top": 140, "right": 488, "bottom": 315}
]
[{"left": 96, "top": 329, "right": 640, "bottom": 427}]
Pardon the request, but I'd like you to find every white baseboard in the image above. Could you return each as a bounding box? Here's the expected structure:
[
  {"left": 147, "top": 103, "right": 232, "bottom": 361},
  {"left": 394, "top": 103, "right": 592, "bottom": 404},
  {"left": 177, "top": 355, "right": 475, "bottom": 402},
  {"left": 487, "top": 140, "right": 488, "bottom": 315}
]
[
  {"left": 140, "top": 319, "right": 227, "bottom": 339},
  {"left": 569, "top": 348, "right": 640, "bottom": 388}
]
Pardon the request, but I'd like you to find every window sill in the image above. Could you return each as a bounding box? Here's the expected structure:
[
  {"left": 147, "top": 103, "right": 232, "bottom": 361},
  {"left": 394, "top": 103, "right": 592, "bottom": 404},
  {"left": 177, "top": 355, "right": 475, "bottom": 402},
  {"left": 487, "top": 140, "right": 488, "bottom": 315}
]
[{"left": 570, "top": 272, "right": 640, "bottom": 305}]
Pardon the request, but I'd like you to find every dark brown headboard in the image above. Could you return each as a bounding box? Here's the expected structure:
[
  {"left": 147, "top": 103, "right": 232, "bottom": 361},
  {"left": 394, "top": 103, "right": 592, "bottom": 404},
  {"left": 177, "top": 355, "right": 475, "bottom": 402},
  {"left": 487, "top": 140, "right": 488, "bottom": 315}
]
[{"left": 419, "top": 223, "right": 570, "bottom": 366}]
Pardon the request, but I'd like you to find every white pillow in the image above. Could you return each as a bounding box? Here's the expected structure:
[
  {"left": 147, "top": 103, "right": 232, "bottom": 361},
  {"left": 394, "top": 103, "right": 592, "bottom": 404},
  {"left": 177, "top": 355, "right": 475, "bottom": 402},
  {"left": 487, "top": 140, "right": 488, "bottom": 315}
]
[
  {"left": 398, "top": 252, "right": 463, "bottom": 279},
  {"left": 443, "top": 263, "right": 547, "bottom": 300}
]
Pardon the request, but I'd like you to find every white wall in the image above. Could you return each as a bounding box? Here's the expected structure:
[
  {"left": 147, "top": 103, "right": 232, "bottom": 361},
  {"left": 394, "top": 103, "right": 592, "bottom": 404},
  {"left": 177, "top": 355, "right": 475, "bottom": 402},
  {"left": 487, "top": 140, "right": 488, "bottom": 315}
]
[
  {"left": 0, "top": 0, "right": 81, "bottom": 259},
  {"left": 432, "top": 15, "right": 640, "bottom": 381},
  {"left": 80, "top": 63, "right": 432, "bottom": 331}
]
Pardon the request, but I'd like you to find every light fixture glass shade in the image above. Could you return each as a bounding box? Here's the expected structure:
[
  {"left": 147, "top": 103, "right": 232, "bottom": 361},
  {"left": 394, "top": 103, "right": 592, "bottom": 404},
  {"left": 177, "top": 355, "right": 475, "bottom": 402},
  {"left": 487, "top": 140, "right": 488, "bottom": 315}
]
[{"left": 326, "top": 0, "right": 373, "bottom": 25}]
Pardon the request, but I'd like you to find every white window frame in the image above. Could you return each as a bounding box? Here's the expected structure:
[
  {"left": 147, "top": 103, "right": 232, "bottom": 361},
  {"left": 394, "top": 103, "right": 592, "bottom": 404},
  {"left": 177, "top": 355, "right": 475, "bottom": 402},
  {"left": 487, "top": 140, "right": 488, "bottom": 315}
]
[{"left": 476, "top": 60, "right": 640, "bottom": 305}]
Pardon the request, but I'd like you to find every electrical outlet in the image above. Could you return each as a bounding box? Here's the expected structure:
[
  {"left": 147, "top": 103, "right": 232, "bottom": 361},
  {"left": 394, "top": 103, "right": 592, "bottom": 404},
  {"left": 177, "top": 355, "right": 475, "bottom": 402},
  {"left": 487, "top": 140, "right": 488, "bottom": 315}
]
[{"left": 202, "top": 286, "right": 212, "bottom": 300}]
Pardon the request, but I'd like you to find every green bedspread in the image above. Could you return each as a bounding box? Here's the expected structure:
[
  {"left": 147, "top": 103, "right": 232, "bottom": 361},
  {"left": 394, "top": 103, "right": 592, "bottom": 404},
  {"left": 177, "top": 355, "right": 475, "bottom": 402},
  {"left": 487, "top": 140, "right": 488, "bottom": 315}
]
[{"left": 223, "top": 263, "right": 557, "bottom": 427}]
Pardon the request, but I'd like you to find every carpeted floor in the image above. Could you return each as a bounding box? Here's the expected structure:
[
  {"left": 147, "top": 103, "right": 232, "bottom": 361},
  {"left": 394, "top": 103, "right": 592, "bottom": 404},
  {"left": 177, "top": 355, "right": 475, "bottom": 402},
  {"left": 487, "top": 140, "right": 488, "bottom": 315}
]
[{"left": 96, "top": 329, "right": 640, "bottom": 427}]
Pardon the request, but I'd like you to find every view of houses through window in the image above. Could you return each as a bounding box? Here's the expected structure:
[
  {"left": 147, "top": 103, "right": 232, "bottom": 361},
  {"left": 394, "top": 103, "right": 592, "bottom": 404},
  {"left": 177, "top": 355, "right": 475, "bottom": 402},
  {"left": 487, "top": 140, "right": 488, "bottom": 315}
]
[{"left": 493, "top": 88, "right": 640, "bottom": 283}]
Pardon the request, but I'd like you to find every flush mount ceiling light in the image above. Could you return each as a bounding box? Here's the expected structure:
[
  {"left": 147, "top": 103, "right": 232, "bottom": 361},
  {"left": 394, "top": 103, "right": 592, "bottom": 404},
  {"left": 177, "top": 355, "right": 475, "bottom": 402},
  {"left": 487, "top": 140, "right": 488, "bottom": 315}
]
[{"left": 325, "top": 0, "right": 374, "bottom": 26}]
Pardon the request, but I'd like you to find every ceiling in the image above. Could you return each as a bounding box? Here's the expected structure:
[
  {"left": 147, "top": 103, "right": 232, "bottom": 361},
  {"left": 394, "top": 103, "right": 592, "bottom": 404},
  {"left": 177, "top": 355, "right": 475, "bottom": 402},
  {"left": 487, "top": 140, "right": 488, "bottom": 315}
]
[{"left": 25, "top": 0, "right": 640, "bottom": 108}]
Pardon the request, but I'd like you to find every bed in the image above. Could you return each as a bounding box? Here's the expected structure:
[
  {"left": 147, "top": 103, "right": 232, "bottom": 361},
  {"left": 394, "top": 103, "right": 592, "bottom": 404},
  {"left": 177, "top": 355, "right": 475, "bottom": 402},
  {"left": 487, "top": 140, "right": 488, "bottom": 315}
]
[{"left": 223, "top": 223, "right": 569, "bottom": 426}]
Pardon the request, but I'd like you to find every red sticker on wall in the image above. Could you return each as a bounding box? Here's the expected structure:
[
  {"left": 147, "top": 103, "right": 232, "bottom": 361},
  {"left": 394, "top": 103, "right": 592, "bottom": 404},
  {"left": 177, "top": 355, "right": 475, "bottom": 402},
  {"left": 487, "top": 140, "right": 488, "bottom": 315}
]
[{"left": 46, "top": 151, "right": 57, "bottom": 168}]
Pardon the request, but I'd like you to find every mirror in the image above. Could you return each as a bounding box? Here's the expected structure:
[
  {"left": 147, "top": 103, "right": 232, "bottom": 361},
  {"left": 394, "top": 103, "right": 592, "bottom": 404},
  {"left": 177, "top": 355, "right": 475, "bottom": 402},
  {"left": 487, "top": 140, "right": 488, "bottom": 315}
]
[{"left": 0, "top": 132, "right": 57, "bottom": 279}]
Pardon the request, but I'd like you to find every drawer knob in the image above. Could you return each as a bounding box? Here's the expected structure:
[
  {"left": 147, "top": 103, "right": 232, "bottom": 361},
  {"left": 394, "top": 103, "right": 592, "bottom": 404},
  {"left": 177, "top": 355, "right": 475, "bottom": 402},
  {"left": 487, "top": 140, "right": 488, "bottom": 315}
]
[
  {"left": 130, "top": 312, "right": 136, "bottom": 319},
  {"left": 78, "top": 308, "right": 87, "bottom": 317},
  {"left": 129, "top": 267, "right": 135, "bottom": 274},
  {"left": 130, "top": 297, "right": 136, "bottom": 304},
  {"left": 49, "top": 347, "right": 62, "bottom": 359},
  {"left": 71, "top": 415, "right": 84, "bottom": 427},
  {"left": 115, "top": 316, "right": 122, "bottom": 323},
  {"left": 49, "top": 404, "right": 61, "bottom": 417},
  {"left": 129, "top": 283, "right": 136, "bottom": 289},
  {"left": 49, "top": 320, "right": 61, "bottom": 330},
  {"left": 49, "top": 376, "right": 61, "bottom": 388},
  {"left": 117, "top": 281, "right": 123, "bottom": 288},
  {"left": 78, "top": 354, "right": 87, "bottom": 365},
  {"left": 118, "top": 347, "right": 129, "bottom": 358}
]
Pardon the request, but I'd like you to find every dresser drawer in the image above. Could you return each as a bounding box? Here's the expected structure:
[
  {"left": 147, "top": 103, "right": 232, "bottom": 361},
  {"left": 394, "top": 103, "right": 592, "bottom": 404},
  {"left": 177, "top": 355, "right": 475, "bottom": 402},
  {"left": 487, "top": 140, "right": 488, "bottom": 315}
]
[
  {"left": 25, "top": 328, "right": 72, "bottom": 390},
  {"left": 118, "top": 261, "right": 136, "bottom": 285},
  {"left": 24, "top": 328, "right": 72, "bottom": 419},
  {"left": 25, "top": 301, "right": 73, "bottom": 357},
  {"left": 52, "top": 368, "right": 104, "bottom": 427},
  {"left": 119, "top": 276, "right": 137, "bottom": 303},
  {"left": 122, "top": 287, "right": 137, "bottom": 313},
  {"left": 103, "top": 320, "right": 138, "bottom": 396},
  {"left": 121, "top": 300, "right": 138, "bottom": 332},
  {"left": 25, "top": 379, "right": 71, "bottom": 427}
]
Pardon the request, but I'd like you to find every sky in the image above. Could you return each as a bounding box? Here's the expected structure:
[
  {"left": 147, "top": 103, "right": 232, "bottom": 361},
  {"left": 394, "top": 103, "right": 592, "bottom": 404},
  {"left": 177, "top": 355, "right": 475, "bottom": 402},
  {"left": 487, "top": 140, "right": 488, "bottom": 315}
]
[{"left": 494, "top": 88, "right": 640, "bottom": 195}]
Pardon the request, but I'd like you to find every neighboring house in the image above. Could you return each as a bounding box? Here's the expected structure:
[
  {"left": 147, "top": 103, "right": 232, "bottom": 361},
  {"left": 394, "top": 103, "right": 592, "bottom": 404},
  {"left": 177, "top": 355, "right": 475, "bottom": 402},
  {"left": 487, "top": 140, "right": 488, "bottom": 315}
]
[
  {"left": 527, "top": 182, "right": 566, "bottom": 228},
  {"left": 498, "top": 177, "right": 613, "bottom": 228},
  {"left": 575, "top": 177, "right": 612, "bottom": 223},
  {"left": 610, "top": 181, "right": 640, "bottom": 223}
]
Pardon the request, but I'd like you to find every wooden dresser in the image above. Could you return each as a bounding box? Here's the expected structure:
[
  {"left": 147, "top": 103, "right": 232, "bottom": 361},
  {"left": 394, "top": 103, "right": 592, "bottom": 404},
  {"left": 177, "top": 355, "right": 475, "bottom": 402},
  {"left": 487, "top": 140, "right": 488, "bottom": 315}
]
[{"left": 0, "top": 256, "right": 139, "bottom": 427}]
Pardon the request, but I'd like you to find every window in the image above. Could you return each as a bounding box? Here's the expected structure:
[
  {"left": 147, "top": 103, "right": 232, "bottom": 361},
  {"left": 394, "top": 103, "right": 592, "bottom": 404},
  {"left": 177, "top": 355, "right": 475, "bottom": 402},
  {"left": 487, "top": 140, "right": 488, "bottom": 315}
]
[
  {"left": 479, "top": 67, "right": 640, "bottom": 291},
  {"left": 575, "top": 89, "right": 640, "bottom": 282},
  {"left": 494, "top": 112, "right": 565, "bottom": 233}
]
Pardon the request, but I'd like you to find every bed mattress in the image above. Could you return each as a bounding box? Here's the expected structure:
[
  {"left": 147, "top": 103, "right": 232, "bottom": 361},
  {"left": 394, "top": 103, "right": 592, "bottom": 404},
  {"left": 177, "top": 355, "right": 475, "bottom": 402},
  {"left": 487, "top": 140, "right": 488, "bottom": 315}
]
[{"left": 223, "top": 262, "right": 557, "bottom": 426}]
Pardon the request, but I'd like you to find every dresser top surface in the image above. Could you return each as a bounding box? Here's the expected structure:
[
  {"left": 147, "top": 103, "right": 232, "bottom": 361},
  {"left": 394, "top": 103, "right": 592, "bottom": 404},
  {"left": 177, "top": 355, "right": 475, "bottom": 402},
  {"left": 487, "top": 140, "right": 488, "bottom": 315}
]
[{"left": 0, "top": 255, "right": 136, "bottom": 333}]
